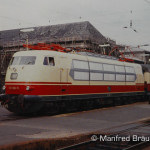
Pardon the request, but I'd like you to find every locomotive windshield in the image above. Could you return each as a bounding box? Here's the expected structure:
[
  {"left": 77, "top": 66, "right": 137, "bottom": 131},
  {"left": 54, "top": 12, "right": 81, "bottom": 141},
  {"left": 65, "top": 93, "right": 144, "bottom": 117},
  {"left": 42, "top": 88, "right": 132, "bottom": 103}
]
[{"left": 9, "top": 56, "right": 36, "bottom": 65}]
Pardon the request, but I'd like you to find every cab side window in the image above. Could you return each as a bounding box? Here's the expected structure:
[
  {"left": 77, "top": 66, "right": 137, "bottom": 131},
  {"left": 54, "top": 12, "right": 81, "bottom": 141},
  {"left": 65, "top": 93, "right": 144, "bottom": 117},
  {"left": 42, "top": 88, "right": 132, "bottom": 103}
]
[
  {"left": 49, "top": 57, "right": 55, "bottom": 66},
  {"left": 43, "top": 57, "right": 55, "bottom": 66}
]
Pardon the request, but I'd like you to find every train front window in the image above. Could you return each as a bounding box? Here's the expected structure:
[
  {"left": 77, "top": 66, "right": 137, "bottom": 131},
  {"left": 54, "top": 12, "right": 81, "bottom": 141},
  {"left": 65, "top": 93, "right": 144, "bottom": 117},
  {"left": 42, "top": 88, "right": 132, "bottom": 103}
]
[
  {"left": 9, "top": 56, "right": 20, "bottom": 65},
  {"left": 19, "top": 56, "right": 36, "bottom": 65},
  {"left": 10, "top": 56, "right": 36, "bottom": 65}
]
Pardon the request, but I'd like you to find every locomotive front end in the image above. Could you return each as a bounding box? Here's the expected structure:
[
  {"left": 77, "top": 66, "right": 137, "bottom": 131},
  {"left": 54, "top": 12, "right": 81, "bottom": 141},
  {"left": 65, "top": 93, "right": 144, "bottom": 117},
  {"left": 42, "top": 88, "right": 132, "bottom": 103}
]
[{"left": 0, "top": 51, "right": 44, "bottom": 114}]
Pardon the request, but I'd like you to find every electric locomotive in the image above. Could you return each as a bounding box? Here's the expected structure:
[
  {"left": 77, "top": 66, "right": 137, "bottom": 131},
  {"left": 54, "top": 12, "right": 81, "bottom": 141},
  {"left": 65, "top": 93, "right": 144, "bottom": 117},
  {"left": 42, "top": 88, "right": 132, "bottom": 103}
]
[{"left": 0, "top": 44, "right": 149, "bottom": 114}]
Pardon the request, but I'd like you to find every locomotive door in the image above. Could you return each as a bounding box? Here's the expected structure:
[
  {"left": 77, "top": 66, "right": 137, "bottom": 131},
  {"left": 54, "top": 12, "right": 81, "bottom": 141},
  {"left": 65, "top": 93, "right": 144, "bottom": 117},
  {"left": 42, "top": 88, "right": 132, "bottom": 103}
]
[{"left": 60, "top": 57, "right": 69, "bottom": 95}]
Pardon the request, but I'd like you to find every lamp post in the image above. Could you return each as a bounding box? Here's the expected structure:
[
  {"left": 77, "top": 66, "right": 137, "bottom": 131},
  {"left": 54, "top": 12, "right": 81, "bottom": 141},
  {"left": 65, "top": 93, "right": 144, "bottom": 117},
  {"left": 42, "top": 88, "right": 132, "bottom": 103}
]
[{"left": 20, "top": 28, "right": 34, "bottom": 50}]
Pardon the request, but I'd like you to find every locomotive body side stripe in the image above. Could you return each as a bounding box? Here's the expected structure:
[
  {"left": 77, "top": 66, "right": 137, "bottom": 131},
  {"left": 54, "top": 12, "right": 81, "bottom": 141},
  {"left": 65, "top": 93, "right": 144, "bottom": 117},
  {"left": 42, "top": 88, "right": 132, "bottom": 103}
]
[
  {"left": 5, "top": 82, "right": 72, "bottom": 85},
  {"left": 5, "top": 83, "right": 145, "bottom": 96},
  {"left": 136, "top": 83, "right": 144, "bottom": 85}
]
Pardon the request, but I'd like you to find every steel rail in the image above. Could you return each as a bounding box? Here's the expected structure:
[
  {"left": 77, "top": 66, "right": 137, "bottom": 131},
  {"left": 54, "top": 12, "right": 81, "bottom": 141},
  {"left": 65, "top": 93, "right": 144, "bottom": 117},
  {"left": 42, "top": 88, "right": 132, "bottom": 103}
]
[{"left": 58, "top": 122, "right": 150, "bottom": 150}]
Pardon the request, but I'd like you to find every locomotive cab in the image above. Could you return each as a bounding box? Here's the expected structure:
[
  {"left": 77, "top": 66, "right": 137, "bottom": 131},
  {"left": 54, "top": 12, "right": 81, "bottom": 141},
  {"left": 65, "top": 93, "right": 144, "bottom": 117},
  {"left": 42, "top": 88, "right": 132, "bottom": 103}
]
[
  {"left": 1, "top": 50, "right": 61, "bottom": 114},
  {"left": 8, "top": 55, "right": 36, "bottom": 80}
]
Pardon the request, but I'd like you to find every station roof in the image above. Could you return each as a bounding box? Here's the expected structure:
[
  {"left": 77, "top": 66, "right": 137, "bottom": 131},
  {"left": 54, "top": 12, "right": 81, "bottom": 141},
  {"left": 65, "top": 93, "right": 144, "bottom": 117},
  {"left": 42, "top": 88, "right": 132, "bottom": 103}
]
[{"left": 0, "top": 21, "right": 107, "bottom": 46}]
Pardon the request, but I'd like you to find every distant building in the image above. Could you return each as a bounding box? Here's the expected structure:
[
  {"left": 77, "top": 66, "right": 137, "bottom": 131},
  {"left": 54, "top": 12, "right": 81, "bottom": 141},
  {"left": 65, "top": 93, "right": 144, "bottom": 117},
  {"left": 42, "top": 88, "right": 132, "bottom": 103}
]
[
  {"left": 122, "top": 47, "right": 150, "bottom": 64},
  {"left": 0, "top": 21, "right": 108, "bottom": 51}
]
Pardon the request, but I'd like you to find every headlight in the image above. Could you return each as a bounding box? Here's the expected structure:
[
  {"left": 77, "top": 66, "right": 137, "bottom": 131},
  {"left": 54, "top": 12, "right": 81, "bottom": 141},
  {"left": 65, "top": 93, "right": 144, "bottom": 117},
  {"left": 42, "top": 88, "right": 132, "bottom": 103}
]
[
  {"left": 26, "top": 86, "right": 30, "bottom": 91},
  {"left": 10, "top": 73, "right": 18, "bottom": 80},
  {"left": 2, "top": 86, "right": 5, "bottom": 90}
]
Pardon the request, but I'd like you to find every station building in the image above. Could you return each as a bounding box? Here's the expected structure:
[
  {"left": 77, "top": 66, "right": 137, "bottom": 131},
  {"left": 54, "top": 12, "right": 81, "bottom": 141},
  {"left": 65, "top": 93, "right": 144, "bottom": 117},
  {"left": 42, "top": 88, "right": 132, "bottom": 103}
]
[{"left": 122, "top": 47, "right": 150, "bottom": 64}]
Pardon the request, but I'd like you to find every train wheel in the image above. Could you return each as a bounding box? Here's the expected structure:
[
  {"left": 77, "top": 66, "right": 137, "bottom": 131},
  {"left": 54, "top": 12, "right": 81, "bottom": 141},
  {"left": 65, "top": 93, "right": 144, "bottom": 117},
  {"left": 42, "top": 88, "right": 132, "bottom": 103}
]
[
  {"left": 59, "top": 101, "right": 66, "bottom": 113},
  {"left": 85, "top": 100, "right": 93, "bottom": 110},
  {"left": 122, "top": 97, "right": 128, "bottom": 105},
  {"left": 93, "top": 99, "right": 101, "bottom": 108},
  {"left": 114, "top": 97, "right": 121, "bottom": 106},
  {"left": 44, "top": 102, "right": 60, "bottom": 115},
  {"left": 99, "top": 98, "right": 105, "bottom": 107},
  {"left": 66, "top": 100, "right": 77, "bottom": 112}
]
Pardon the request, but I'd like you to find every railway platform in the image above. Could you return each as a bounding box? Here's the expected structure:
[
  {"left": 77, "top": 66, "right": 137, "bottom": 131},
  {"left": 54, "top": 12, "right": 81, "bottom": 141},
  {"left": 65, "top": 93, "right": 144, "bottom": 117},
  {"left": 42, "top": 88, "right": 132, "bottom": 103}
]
[{"left": 0, "top": 102, "right": 150, "bottom": 149}]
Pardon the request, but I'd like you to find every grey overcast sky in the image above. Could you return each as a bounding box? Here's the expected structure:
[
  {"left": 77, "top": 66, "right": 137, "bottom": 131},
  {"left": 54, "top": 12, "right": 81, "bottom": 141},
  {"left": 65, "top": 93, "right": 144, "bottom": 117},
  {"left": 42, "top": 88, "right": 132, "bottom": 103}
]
[{"left": 0, "top": 0, "right": 150, "bottom": 50}]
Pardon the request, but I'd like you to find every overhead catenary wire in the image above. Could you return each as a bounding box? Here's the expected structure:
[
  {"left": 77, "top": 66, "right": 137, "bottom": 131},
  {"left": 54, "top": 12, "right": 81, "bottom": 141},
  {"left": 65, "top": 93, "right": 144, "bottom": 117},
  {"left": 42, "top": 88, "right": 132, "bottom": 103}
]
[{"left": 123, "top": 10, "right": 138, "bottom": 33}]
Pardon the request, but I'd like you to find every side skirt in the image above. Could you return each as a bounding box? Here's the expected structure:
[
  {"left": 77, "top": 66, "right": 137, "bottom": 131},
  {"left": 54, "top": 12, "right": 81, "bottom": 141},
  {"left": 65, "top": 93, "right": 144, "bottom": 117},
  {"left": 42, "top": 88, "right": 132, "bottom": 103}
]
[{"left": 40, "top": 92, "right": 145, "bottom": 102}]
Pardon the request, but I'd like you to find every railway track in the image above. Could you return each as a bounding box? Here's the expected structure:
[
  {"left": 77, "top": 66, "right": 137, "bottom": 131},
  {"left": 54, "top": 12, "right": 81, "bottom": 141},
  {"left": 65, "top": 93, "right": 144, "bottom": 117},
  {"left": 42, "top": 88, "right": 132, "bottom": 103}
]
[
  {"left": 0, "top": 106, "right": 26, "bottom": 122},
  {"left": 0, "top": 102, "right": 150, "bottom": 150},
  {"left": 58, "top": 120, "right": 150, "bottom": 150},
  {"left": 0, "top": 105, "right": 36, "bottom": 122},
  {"left": 0, "top": 101, "right": 148, "bottom": 122},
  {"left": 58, "top": 140, "right": 149, "bottom": 150}
]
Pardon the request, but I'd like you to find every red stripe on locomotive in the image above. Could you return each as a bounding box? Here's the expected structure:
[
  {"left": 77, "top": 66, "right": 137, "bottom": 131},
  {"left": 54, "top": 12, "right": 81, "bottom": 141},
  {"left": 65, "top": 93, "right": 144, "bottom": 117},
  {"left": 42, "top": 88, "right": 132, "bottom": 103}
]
[{"left": 5, "top": 83, "right": 144, "bottom": 95}]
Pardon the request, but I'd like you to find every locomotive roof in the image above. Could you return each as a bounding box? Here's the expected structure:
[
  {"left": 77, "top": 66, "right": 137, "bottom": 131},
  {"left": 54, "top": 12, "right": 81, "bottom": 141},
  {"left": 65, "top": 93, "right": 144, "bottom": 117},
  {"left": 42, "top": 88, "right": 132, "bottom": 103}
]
[{"left": 13, "top": 50, "right": 140, "bottom": 67}]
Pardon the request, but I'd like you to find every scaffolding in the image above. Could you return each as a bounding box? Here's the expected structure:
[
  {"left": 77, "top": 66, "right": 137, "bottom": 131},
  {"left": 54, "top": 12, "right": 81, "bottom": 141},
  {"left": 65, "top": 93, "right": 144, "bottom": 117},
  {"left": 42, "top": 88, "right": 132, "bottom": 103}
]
[{"left": 0, "top": 21, "right": 116, "bottom": 89}]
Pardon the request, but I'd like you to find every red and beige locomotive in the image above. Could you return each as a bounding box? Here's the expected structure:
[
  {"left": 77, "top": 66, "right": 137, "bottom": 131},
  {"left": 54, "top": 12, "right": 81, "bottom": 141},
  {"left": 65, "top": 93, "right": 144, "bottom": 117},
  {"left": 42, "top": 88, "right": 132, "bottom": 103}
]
[{"left": 0, "top": 44, "right": 150, "bottom": 114}]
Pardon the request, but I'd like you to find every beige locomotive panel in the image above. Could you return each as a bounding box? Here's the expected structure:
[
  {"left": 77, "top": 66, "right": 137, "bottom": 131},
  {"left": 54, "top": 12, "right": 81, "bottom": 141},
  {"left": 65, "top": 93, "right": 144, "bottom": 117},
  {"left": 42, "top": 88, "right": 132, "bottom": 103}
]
[
  {"left": 5, "top": 50, "right": 144, "bottom": 86},
  {"left": 124, "top": 62, "right": 144, "bottom": 85},
  {"left": 144, "top": 72, "right": 150, "bottom": 83}
]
